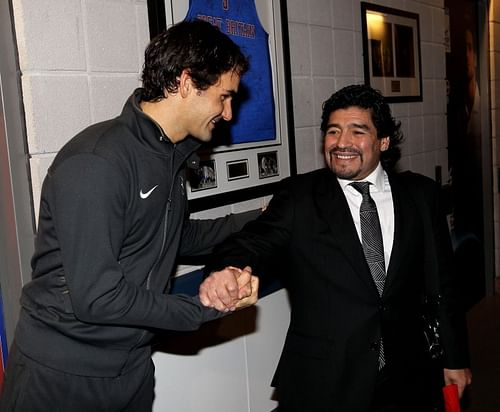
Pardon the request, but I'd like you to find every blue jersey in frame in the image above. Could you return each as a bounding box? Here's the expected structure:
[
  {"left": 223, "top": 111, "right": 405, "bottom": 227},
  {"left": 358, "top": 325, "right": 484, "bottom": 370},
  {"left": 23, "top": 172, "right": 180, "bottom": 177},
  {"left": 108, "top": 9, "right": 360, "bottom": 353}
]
[{"left": 185, "top": 0, "right": 276, "bottom": 145}]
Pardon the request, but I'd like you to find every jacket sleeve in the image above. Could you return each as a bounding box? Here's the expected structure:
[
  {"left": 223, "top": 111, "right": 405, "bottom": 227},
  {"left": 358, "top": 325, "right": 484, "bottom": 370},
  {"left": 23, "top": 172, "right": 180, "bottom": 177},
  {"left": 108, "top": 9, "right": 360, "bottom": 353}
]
[
  {"left": 46, "top": 153, "right": 223, "bottom": 331},
  {"left": 178, "top": 209, "right": 261, "bottom": 257},
  {"left": 420, "top": 176, "right": 471, "bottom": 369}
]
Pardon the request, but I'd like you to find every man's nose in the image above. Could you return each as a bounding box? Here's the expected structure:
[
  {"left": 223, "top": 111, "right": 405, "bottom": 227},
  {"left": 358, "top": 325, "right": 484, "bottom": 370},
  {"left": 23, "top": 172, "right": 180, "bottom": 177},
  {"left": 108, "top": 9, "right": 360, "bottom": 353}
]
[
  {"left": 336, "top": 130, "right": 352, "bottom": 147},
  {"left": 222, "top": 101, "right": 232, "bottom": 121}
]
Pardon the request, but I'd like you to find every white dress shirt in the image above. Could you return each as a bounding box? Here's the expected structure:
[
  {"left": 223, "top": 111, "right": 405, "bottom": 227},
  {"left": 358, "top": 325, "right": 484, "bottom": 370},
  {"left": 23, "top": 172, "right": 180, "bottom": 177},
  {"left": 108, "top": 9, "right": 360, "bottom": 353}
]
[{"left": 337, "top": 163, "right": 394, "bottom": 272}]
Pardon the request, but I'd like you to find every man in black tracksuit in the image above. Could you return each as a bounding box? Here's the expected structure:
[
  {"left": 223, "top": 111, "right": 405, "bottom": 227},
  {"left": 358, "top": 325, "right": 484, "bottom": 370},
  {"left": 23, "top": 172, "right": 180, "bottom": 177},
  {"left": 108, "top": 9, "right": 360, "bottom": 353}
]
[{"left": 1, "top": 20, "right": 258, "bottom": 411}]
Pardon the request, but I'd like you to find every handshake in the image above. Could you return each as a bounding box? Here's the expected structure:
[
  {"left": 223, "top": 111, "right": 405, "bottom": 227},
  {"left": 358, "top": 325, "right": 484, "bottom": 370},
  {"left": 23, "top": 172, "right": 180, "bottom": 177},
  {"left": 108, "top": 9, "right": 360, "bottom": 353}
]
[{"left": 199, "top": 266, "right": 259, "bottom": 312}]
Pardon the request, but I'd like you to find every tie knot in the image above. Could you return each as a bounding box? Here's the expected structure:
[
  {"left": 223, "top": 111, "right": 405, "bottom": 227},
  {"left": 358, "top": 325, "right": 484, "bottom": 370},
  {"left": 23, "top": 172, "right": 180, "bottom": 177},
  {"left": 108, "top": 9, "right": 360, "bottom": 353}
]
[{"left": 350, "top": 181, "right": 371, "bottom": 195}]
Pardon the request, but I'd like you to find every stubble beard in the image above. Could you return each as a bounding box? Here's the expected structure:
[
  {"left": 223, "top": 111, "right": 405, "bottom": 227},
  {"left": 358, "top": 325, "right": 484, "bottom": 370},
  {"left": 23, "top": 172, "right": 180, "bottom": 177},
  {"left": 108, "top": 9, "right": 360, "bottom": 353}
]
[{"left": 328, "top": 150, "right": 362, "bottom": 180}]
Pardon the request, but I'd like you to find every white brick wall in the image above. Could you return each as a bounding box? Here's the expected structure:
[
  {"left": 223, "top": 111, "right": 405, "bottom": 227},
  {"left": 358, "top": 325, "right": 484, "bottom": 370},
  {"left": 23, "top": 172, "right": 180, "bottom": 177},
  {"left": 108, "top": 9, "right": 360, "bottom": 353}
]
[
  {"left": 13, "top": 0, "right": 449, "bottom": 215},
  {"left": 12, "top": 0, "right": 148, "bottom": 216}
]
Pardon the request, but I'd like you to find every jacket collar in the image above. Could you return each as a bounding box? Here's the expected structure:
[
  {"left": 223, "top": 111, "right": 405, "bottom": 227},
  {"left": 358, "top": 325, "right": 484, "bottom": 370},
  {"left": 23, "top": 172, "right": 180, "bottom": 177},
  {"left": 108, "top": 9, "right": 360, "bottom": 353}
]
[{"left": 121, "top": 88, "right": 201, "bottom": 157}]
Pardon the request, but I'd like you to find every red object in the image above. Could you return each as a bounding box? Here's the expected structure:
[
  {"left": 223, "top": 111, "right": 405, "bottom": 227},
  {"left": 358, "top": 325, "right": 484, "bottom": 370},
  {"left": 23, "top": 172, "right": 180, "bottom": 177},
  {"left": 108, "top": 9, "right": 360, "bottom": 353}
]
[{"left": 443, "top": 384, "right": 461, "bottom": 412}]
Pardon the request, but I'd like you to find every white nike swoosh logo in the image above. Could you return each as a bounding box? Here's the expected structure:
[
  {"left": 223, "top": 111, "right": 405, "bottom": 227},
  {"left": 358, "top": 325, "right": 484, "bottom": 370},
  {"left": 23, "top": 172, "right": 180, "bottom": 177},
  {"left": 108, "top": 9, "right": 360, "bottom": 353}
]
[{"left": 140, "top": 185, "right": 159, "bottom": 199}]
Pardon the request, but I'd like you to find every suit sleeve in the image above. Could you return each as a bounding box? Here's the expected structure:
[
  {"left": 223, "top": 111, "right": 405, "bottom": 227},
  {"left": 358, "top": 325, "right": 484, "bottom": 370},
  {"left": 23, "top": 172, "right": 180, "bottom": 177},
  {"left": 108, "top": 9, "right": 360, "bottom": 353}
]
[
  {"left": 206, "top": 180, "right": 295, "bottom": 275},
  {"left": 426, "top": 180, "right": 471, "bottom": 369}
]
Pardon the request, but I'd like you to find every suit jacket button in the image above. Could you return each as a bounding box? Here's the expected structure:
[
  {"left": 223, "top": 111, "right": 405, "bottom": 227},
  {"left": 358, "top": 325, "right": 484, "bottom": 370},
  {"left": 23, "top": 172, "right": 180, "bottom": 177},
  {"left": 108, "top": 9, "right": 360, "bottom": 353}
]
[{"left": 370, "top": 341, "right": 379, "bottom": 351}]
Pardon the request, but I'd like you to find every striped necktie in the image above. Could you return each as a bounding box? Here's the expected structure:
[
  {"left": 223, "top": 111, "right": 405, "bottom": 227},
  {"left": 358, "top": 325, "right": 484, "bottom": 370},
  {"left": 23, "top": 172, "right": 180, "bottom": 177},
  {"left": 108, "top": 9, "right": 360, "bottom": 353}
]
[{"left": 351, "top": 181, "right": 386, "bottom": 368}]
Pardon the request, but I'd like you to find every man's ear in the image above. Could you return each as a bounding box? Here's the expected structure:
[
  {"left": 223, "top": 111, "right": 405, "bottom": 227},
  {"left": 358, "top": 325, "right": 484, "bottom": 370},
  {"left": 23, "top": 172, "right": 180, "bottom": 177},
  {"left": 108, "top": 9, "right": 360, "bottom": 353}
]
[
  {"left": 380, "top": 136, "right": 390, "bottom": 151},
  {"left": 178, "top": 69, "right": 193, "bottom": 98}
]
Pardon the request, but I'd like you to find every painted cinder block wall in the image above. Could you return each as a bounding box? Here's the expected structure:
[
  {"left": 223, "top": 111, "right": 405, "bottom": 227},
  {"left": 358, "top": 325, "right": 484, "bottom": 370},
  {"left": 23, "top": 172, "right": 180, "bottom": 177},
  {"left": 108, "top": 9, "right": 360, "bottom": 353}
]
[
  {"left": 13, "top": 0, "right": 449, "bottom": 210},
  {"left": 9, "top": 0, "right": 473, "bottom": 411}
]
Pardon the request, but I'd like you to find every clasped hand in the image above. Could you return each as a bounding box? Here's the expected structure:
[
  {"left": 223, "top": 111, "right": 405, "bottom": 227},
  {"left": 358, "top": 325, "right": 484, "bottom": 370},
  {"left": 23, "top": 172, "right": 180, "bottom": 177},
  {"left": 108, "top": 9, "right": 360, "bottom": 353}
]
[{"left": 199, "top": 266, "right": 258, "bottom": 312}]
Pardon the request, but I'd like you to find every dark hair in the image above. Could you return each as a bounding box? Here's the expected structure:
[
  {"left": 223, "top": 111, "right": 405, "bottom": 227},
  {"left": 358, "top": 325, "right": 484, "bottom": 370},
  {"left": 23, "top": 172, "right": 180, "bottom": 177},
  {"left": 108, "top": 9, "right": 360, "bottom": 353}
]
[
  {"left": 320, "top": 84, "right": 403, "bottom": 171},
  {"left": 141, "top": 20, "right": 249, "bottom": 102}
]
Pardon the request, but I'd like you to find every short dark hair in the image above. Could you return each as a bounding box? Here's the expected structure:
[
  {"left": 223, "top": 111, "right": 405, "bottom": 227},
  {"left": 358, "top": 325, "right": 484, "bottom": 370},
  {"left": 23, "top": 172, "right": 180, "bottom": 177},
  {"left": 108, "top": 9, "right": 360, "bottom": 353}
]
[
  {"left": 141, "top": 20, "right": 249, "bottom": 102},
  {"left": 320, "top": 84, "right": 403, "bottom": 171}
]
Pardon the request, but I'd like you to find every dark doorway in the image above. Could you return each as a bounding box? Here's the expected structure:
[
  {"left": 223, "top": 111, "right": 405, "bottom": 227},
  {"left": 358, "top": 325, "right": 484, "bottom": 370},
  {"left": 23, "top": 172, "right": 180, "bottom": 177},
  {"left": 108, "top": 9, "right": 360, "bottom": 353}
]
[{"left": 445, "top": 0, "right": 485, "bottom": 310}]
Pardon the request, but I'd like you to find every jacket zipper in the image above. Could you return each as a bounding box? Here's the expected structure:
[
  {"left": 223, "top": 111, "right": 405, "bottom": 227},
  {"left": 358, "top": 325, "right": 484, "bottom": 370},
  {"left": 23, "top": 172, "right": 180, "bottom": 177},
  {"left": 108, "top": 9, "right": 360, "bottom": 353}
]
[
  {"left": 130, "top": 145, "right": 185, "bottom": 356},
  {"left": 145, "top": 145, "right": 177, "bottom": 289}
]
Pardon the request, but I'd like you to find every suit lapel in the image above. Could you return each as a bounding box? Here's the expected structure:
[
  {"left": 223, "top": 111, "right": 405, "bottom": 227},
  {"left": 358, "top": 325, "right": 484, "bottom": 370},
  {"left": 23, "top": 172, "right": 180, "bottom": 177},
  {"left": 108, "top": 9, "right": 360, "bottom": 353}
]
[
  {"left": 383, "top": 174, "right": 419, "bottom": 296},
  {"left": 314, "top": 171, "right": 380, "bottom": 295}
]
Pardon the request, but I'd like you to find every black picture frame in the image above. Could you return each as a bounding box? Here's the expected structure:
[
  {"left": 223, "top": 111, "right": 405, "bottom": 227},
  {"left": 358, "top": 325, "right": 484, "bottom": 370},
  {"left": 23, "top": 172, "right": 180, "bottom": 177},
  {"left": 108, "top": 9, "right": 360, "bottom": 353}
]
[
  {"left": 146, "top": 0, "right": 296, "bottom": 213},
  {"left": 361, "top": 2, "right": 423, "bottom": 103}
]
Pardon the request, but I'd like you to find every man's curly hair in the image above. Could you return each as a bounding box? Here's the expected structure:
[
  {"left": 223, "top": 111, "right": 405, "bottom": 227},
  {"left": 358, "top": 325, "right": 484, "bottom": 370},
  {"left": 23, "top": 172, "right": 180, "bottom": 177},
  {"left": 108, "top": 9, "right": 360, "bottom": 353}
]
[{"left": 320, "top": 84, "right": 403, "bottom": 172}]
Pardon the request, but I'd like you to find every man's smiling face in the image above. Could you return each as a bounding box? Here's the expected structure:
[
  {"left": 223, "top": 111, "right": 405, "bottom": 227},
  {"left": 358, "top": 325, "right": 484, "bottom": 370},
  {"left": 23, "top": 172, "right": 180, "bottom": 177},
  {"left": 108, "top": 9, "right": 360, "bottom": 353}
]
[
  {"left": 323, "top": 106, "right": 389, "bottom": 180},
  {"left": 185, "top": 70, "right": 240, "bottom": 143}
]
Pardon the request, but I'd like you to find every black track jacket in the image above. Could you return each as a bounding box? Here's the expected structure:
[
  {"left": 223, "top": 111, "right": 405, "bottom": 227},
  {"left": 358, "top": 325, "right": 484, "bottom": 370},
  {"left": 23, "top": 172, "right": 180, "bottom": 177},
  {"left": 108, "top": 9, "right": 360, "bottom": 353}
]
[{"left": 15, "top": 89, "right": 257, "bottom": 377}]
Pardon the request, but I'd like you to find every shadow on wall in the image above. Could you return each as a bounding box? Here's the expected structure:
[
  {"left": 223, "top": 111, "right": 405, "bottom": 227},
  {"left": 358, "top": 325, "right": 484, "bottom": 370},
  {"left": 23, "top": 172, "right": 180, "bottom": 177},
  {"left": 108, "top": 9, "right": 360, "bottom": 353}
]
[{"left": 152, "top": 262, "right": 284, "bottom": 355}]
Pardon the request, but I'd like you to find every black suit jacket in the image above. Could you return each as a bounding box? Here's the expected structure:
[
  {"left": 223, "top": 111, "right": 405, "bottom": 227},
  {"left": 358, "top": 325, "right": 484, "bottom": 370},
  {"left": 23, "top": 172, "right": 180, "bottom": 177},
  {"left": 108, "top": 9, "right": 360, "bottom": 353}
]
[{"left": 210, "top": 168, "right": 470, "bottom": 411}]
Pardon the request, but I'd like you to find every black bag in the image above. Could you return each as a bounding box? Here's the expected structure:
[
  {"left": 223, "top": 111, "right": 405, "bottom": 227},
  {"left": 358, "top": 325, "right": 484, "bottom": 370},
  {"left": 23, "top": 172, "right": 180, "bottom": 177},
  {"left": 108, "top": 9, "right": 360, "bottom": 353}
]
[
  {"left": 421, "top": 295, "right": 444, "bottom": 361},
  {"left": 410, "top": 185, "right": 445, "bottom": 362}
]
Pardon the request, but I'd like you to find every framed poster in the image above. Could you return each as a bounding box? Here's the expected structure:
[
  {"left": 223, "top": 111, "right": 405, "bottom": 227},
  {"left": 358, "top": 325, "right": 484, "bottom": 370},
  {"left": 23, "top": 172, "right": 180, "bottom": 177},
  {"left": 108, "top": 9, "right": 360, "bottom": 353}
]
[
  {"left": 361, "top": 2, "right": 423, "bottom": 102},
  {"left": 147, "top": 0, "right": 296, "bottom": 212}
]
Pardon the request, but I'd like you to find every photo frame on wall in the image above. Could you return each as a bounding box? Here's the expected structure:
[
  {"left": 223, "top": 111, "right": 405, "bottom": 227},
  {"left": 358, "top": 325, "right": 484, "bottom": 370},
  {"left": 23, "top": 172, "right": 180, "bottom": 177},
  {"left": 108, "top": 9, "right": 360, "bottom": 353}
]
[
  {"left": 188, "top": 159, "right": 217, "bottom": 192},
  {"left": 147, "top": 0, "right": 296, "bottom": 212},
  {"left": 361, "top": 2, "right": 423, "bottom": 102}
]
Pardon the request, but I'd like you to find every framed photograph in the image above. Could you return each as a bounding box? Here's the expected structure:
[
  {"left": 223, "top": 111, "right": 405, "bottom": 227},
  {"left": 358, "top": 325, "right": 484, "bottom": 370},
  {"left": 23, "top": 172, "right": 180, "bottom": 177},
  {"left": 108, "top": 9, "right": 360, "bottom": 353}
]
[
  {"left": 147, "top": 0, "right": 296, "bottom": 212},
  {"left": 258, "top": 151, "right": 279, "bottom": 179},
  {"left": 188, "top": 159, "right": 217, "bottom": 192},
  {"left": 227, "top": 159, "right": 250, "bottom": 181},
  {"left": 361, "top": 2, "right": 422, "bottom": 102}
]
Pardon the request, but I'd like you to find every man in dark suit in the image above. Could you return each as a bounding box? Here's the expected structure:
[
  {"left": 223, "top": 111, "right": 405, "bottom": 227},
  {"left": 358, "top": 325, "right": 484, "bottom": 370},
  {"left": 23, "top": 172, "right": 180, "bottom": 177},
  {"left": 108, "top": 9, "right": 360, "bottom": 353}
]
[{"left": 200, "top": 84, "right": 472, "bottom": 411}]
